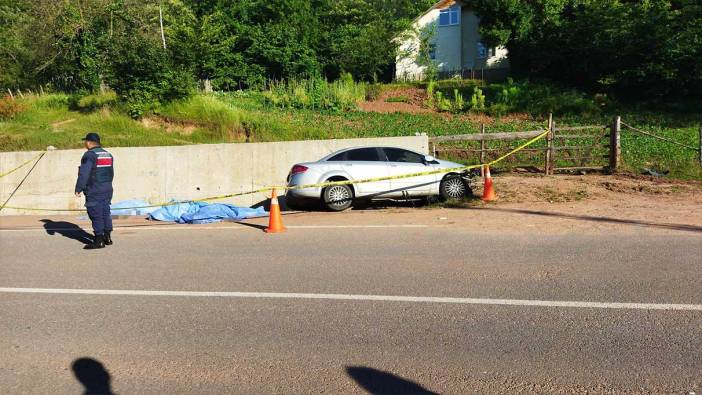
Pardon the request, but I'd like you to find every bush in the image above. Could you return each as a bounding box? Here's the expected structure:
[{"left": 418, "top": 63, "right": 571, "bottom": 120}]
[
  {"left": 434, "top": 91, "right": 452, "bottom": 112},
  {"left": 487, "top": 103, "right": 511, "bottom": 116},
  {"left": 366, "top": 83, "right": 382, "bottom": 101},
  {"left": 106, "top": 31, "right": 195, "bottom": 118},
  {"left": 263, "top": 74, "right": 366, "bottom": 111},
  {"left": 159, "top": 95, "right": 244, "bottom": 127},
  {"left": 453, "top": 89, "right": 465, "bottom": 112},
  {"left": 74, "top": 91, "right": 118, "bottom": 112},
  {"left": 0, "top": 97, "right": 24, "bottom": 120},
  {"left": 469, "top": 87, "right": 486, "bottom": 111},
  {"left": 36, "top": 94, "right": 71, "bottom": 109}
]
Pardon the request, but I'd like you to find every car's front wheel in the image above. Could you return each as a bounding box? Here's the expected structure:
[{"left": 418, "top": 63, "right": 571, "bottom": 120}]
[
  {"left": 439, "top": 174, "right": 469, "bottom": 200},
  {"left": 322, "top": 184, "right": 353, "bottom": 211}
]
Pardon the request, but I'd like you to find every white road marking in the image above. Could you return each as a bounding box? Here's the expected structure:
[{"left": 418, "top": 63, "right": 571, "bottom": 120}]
[
  {"left": 0, "top": 224, "right": 429, "bottom": 232},
  {"left": 0, "top": 287, "right": 700, "bottom": 311}
]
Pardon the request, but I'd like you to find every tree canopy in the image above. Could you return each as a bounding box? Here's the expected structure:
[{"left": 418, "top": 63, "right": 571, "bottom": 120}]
[
  {"left": 472, "top": 0, "right": 702, "bottom": 99},
  {"left": 0, "top": 0, "right": 434, "bottom": 92},
  {"left": 0, "top": 0, "right": 699, "bottom": 102}
]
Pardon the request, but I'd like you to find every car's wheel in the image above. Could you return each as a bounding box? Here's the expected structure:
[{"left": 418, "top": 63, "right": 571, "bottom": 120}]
[
  {"left": 440, "top": 174, "right": 468, "bottom": 200},
  {"left": 322, "top": 184, "right": 353, "bottom": 211}
]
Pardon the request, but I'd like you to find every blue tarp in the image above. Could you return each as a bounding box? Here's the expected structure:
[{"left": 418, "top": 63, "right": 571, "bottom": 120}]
[
  {"left": 148, "top": 201, "right": 267, "bottom": 224},
  {"left": 110, "top": 199, "right": 160, "bottom": 216}
]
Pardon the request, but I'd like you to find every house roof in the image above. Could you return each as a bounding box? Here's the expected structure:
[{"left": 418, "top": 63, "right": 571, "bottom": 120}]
[{"left": 411, "top": 0, "right": 463, "bottom": 24}]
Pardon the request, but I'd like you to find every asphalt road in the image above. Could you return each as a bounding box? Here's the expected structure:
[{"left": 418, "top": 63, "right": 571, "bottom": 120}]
[{"left": 1, "top": 216, "right": 701, "bottom": 394}]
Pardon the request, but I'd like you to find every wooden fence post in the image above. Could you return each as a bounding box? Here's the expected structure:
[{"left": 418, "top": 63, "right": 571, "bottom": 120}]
[
  {"left": 480, "top": 123, "right": 486, "bottom": 177},
  {"left": 7, "top": 88, "right": 13, "bottom": 99},
  {"left": 545, "top": 113, "right": 553, "bottom": 175},
  {"left": 609, "top": 116, "right": 621, "bottom": 173}
]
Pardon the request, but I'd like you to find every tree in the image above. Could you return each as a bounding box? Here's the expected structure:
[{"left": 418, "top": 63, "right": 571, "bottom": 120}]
[{"left": 471, "top": 0, "right": 702, "bottom": 99}]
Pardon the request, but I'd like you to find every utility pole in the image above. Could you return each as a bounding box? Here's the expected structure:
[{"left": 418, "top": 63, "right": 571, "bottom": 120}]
[{"left": 159, "top": 6, "right": 167, "bottom": 50}]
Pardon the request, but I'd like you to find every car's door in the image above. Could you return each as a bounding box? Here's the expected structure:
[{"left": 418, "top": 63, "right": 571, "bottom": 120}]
[
  {"left": 383, "top": 148, "right": 438, "bottom": 196},
  {"left": 327, "top": 148, "right": 391, "bottom": 196}
]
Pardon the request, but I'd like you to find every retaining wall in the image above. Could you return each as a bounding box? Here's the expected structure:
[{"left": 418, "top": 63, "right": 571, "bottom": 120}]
[{"left": 0, "top": 136, "right": 428, "bottom": 215}]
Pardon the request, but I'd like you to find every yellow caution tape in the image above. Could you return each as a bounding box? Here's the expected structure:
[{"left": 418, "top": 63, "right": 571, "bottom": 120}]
[
  {"left": 0, "top": 152, "right": 46, "bottom": 179},
  {"left": 2, "top": 131, "right": 548, "bottom": 212}
]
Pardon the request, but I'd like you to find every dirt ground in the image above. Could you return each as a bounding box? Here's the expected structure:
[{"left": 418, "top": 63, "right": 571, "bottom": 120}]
[
  {"left": 441, "top": 173, "right": 702, "bottom": 234},
  {"left": 358, "top": 87, "right": 432, "bottom": 114},
  {"left": 1, "top": 174, "right": 700, "bottom": 236},
  {"left": 356, "top": 86, "right": 534, "bottom": 126}
]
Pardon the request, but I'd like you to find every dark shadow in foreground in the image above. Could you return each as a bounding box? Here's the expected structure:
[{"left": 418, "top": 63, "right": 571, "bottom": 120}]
[
  {"left": 467, "top": 206, "right": 702, "bottom": 233},
  {"left": 41, "top": 219, "right": 93, "bottom": 244},
  {"left": 346, "top": 366, "right": 439, "bottom": 395},
  {"left": 71, "top": 358, "right": 114, "bottom": 395}
]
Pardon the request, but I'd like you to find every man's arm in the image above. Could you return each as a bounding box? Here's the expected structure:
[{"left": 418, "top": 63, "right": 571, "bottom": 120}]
[{"left": 75, "top": 151, "right": 95, "bottom": 194}]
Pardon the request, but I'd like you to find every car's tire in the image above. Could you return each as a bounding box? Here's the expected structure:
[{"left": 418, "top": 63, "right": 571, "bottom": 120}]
[
  {"left": 439, "top": 174, "right": 469, "bottom": 200},
  {"left": 322, "top": 184, "right": 354, "bottom": 211}
]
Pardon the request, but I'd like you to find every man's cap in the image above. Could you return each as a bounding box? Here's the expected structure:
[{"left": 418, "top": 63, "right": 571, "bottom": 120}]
[{"left": 81, "top": 132, "right": 101, "bottom": 143}]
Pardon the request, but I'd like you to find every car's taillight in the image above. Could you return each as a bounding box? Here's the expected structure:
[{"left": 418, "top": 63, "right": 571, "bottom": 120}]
[{"left": 291, "top": 165, "right": 308, "bottom": 175}]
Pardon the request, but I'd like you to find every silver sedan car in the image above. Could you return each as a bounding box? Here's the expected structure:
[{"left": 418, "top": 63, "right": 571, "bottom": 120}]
[{"left": 286, "top": 146, "right": 473, "bottom": 211}]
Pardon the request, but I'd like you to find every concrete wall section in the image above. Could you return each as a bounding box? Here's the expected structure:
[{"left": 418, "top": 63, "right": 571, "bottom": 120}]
[{"left": 0, "top": 136, "right": 428, "bottom": 215}]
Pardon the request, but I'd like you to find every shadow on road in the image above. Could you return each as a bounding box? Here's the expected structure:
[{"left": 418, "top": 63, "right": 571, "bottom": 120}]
[
  {"left": 71, "top": 357, "right": 114, "bottom": 395},
  {"left": 346, "top": 366, "right": 438, "bottom": 395},
  {"left": 233, "top": 221, "right": 268, "bottom": 231},
  {"left": 41, "top": 219, "right": 92, "bottom": 244},
  {"left": 467, "top": 207, "right": 702, "bottom": 233}
]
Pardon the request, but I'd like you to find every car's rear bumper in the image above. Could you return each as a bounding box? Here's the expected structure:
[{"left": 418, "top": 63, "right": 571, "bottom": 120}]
[
  {"left": 286, "top": 186, "right": 321, "bottom": 199},
  {"left": 287, "top": 172, "right": 323, "bottom": 199}
]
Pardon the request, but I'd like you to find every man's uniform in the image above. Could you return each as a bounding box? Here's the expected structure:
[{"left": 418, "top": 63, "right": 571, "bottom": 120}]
[{"left": 75, "top": 144, "right": 114, "bottom": 248}]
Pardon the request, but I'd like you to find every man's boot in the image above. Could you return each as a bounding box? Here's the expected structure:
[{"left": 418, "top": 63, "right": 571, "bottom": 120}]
[
  {"left": 104, "top": 231, "right": 113, "bottom": 246},
  {"left": 85, "top": 234, "right": 105, "bottom": 250}
]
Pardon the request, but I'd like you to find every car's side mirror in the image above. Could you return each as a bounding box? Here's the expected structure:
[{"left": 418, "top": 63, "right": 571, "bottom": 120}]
[{"left": 423, "top": 155, "right": 435, "bottom": 165}]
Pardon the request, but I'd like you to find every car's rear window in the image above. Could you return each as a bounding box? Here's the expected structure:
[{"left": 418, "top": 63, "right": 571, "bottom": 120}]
[{"left": 328, "top": 148, "right": 382, "bottom": 162}]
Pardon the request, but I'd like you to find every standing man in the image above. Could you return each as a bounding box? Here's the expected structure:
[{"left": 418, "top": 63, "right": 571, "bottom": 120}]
[{"left": 75, "top": 132, "right": 114, "bottom": 250}]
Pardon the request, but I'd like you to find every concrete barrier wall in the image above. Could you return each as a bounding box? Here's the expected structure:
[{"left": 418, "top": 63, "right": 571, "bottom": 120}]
[{"left": 0, "top": 136, "right": 428, "bottom": 215}]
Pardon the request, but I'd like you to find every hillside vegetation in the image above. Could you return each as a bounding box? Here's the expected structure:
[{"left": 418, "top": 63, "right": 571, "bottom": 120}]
[{"left": 1, "top": 79, "right": 699, "bottom": 179}]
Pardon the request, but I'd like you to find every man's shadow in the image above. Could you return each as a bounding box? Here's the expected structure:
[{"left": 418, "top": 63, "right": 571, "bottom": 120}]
[
  {"left": 346, "top": 366, "right": 438, "bottom": 394},
  {"left": 72, "top": 358, "right": 114, "bottom": 395},
  {"left": 41, "top": 219, "right": 92, "bottom": 245}
]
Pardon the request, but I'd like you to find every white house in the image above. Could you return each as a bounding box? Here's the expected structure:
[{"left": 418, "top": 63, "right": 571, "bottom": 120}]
[{"left": 395, "top": 0, "right": 509, "bottom": 81}]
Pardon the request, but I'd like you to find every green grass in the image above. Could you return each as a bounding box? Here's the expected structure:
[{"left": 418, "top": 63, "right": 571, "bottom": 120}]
[
  {"left": 385, "top": 96, "right": 410, "bottom": 103},
  {"left": 1, "top": 91, "right": 700, "bottom": 179},
  {"left": 0, "top": 94, "right": 195, "bottom": 150}
]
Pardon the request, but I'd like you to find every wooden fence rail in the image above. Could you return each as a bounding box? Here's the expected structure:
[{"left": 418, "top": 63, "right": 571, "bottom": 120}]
[
  {"left": 429, "top": 130, "right": 545, "bottom": 143},
  {"left": 428, "top": 113, "right": 612, "bottom": 174},
  {"left": 430, "top": 113, "right": 702, "bottom": 174}
]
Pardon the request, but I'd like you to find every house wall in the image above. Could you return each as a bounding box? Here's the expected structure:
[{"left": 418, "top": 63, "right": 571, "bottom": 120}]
[
  {"left": 395, "top": 1, "right": 509, "bottom": 81},
  {"left": 435, "top": 15, "right": 462, "bottom": 72},
  {"left": 461, "top": 9, "right": 509, "bottom": 71},
  {"left": 461, "top": 10, "right": 480, "bottom": 70},
  {"left": 395, "top": 9, "right": 437, "bottom": 80}
]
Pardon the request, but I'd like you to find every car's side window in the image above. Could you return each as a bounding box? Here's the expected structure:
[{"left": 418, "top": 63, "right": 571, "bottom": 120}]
[
  {"left": 384, "top": 148, "right": 425, "bottom": 164},
  {"left": 328, "top": 152, "right": 347, "bottom": 161},
  {"left": 345, "top": 148, "right": 382, "bottom": 161}
]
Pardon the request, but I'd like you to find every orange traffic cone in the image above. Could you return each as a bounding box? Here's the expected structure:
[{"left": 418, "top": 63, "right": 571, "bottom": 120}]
[
  {"left": 264, "top": 189, "right": 286, "bottom": 233},
  {"left": 482, "top": 165, "right": 496, "bottom": 202}
]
